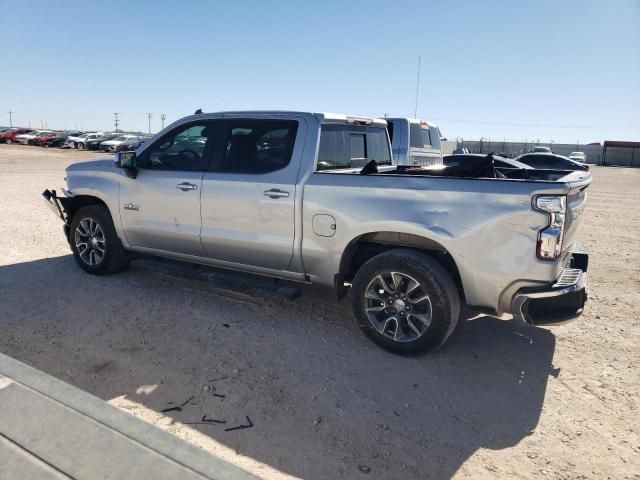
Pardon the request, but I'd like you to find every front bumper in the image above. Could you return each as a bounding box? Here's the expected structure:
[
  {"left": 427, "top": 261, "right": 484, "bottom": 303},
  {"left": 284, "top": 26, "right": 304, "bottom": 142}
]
[
  {"left": 43, "top": 189, "right": 72, "bottom": 245},
  {"left": 512, "top": 247, "right": 588, "bottom": 326}
]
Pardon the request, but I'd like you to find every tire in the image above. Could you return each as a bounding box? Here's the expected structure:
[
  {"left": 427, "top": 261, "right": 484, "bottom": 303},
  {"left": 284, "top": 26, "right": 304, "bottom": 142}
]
[
  {"left": 5, "top": 139, "right": 12, "bottom": 145},
  {"left": 77, "top": 142, "right": 85, "bottom": 150},
  {"left": 69, "top": 205, "right": 128, "bottom": 275},
  {"left": 351, "top": 249, "right": 460, "bottom": 355}
]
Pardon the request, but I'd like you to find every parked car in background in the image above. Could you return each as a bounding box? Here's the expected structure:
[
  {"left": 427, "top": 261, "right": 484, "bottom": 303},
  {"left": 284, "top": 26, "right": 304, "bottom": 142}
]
[
  {"left": 451, "top": 147, "right": 470, "bottom": 155},
  {"left": 31, "top": 131, "right": 60, "bottom": 147},
  {"left": 0, "top": 128, "right": 33, "bottom": 144},
  {"left": 85, "top": 133, "right": 121, "bottom": 151},
  {"left": 44, "top": 110, "right": 591, "bottom": 355},
  {"left": 15, "top": 130, "right": 53, "bottom": 145},
  {"left": 532, "top": 146, "right": 552, "bottom": 153},
  {"left": 569, "top": 152, "right": 587, "bottom": 163},
  {"left": 115, "top": 135, "right": 151, "bottom": 152},
  {"left": 41, "top": 132, "right": 81, "bottom": 148},
  {"left": 100, "top": 135, "right": 138, "bottom": 152},
  {"left": 386, "top": 118, "right": 443, "bottom": 166},
  {"left": 443, "top": 153, "right": 533, "bottom": 170},
  {"left": 66, "top": 132, "right": 102, "bottom": 149},
  {"left": 515, "top": 153, "right": 589, "bottom": 171}
]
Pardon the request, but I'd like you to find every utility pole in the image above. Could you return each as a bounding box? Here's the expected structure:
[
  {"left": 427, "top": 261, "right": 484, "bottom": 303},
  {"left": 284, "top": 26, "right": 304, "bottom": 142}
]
[
  {"left": 113, "top": 113, "right": 120, "bottom": 132},
  {"left": 8, "top": 110, "right": 13, "bottom": 127},
  {"left": 161, "top": 113, "right": 166, "bottom": 129},
  {"left": 146, "top": 113, "right": 152, "bottom": 133},
  {"left": 414, "top": 56, "right": 421, "bottom": 118}
]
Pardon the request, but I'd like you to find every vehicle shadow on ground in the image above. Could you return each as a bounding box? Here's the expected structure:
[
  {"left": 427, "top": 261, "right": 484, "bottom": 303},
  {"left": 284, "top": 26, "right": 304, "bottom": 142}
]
[{"left": 0, "top": 256, "right": 557, "bottom": 479}]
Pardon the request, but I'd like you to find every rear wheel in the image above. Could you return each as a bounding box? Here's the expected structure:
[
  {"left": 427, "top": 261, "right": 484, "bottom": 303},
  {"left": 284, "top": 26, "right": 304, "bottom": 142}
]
[
  {"left": 351, "top": 249, "right": 460, "bottom": 355},
  {"left": 69, "top": 205, "right": 128, "bottom": 275},
  {"left": 5, "top": 139, "right": 12, "bottom": 145}
]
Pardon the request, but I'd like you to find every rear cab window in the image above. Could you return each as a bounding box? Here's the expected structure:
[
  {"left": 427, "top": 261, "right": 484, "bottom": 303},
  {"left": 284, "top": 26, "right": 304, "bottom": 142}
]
[
  {"left": 409, "top": 123, "right": 432, "bottom": 149},
  {"left": 317, "top": 124, "right": 391, "bottom": 171}
]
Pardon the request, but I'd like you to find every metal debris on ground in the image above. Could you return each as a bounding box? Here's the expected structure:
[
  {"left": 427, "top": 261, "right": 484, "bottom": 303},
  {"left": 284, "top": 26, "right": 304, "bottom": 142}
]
[{"left": 224, "top": 416, "right": 253, "bottom": 432}]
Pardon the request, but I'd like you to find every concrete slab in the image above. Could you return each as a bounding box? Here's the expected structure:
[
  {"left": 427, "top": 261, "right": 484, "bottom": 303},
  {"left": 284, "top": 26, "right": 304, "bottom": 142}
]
[{"left": 0, "top": 353, "right": 256, "bottom": 480}]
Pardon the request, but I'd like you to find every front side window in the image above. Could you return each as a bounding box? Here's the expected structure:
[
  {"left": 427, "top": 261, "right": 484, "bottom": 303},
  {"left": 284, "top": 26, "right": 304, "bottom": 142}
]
[
  {"left": 215, "top": 120, "right": 298, "bottom": 174},
  {"left": 142, "top": 122, "right": 212, "bottom": 171},
  {"left": 317, "top": 125, "right": 391, "bottom": 170}
]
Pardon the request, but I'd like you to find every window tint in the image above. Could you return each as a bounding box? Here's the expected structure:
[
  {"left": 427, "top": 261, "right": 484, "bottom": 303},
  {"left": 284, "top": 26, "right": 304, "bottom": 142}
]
[
  {"left": 520, "top": 154, "right": 558, "bottom": 169},
  {"left": 215, "top": 120, "right": 298, "bottom": 174},
  {"left": 350, "top": 133, "right": 366, "bottom": 160},
  {"left": 143, "top": 122, "right": 212, "bottom": 171},
  {"left": 317, "top": 125, "right": 391, "bottom": 171},
  {"left": 409, "top": 124, "right": 432, "bottom": 148}
]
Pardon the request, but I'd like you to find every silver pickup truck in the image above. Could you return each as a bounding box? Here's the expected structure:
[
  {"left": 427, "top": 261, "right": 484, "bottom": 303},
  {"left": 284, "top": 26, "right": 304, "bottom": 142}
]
[{"left": 43, "top": 111, "right": 590, "bottom": 355}]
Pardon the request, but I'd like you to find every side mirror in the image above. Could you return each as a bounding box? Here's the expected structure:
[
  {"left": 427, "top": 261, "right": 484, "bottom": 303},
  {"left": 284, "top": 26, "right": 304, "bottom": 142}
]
[{"left": 115, "top": 151, "right": 138, "bottom": 178}]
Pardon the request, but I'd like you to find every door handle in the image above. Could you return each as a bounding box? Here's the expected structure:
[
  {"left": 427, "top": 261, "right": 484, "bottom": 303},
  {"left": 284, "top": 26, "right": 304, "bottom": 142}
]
[
  {"left": 176, "top": 182, "right": 198, "bottom": 191},
  {"left": 263, "top": 189, "right": 289, "bottom": 199}
]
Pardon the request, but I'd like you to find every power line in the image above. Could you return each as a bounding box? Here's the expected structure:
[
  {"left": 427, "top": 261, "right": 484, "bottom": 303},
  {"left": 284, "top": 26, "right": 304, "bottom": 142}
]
[
  {"left": 427, "top": 117, "right": 640, "bottom": 129},
  {"left": 8, "top": 110, "right": 13, "bottom": 127},
  {"left": 113, "top": 113, "right": 120, "bottom": 132}
]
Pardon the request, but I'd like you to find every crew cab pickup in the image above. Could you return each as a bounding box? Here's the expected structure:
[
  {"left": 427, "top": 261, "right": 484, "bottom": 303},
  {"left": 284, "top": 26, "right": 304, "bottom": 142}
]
[{"left": 43, "top": 111, "right": 590, "bottom": 355}]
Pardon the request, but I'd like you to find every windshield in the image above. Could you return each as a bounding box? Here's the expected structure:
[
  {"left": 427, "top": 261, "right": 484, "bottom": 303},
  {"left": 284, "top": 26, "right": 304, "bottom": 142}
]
[{"left": 113, "top": 136, "right": 127, "bottom": 141}]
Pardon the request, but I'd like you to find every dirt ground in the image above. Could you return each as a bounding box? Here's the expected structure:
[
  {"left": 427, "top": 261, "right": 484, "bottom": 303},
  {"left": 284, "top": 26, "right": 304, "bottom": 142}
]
[{"left": 0, "top": 144, "right": 638, "bottom": 479}]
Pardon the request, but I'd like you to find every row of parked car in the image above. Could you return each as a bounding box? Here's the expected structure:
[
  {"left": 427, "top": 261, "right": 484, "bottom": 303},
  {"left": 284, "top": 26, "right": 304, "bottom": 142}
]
[
  {"left": 0, "top": 127, "right": 151, "bottom": 152},
  {"left": 1, "top": 119, "right": 589, "bottom": 172}
]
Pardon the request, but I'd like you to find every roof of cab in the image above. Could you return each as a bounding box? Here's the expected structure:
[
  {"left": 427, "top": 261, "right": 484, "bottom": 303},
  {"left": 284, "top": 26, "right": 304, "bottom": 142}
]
[
  {"left": 185, "top": 110, "right": 387, "bottom": 127},
  {"left": 386, "top": 117, "right": 438, "bottom": 128}
]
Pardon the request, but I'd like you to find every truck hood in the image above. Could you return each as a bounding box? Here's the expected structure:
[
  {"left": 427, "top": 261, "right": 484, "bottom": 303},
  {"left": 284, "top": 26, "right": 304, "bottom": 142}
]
[{"left": 66, "top": 158, "right": 118, "bottom": 174}]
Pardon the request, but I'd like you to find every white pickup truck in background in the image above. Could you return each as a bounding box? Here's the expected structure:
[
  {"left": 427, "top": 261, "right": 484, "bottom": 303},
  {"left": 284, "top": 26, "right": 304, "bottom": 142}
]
[{"left": 387, "top": 117, "right": 443, "bottom": 166}]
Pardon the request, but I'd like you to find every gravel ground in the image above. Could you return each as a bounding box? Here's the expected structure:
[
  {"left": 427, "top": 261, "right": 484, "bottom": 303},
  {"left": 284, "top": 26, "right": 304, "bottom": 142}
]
[{"left": 0, "top": 144, "right": 638, "bottom": 479}]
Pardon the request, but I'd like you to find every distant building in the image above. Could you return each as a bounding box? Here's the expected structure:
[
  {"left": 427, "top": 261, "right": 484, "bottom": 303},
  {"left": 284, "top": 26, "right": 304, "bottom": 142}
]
[{"left": 602, "top": 141, "right": 640, "bottom": 167}]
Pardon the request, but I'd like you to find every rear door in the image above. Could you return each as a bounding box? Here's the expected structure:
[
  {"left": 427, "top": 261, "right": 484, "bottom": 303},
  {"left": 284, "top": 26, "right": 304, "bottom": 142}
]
[
  {"left": 119, "top": 120, "right": 218, "bottom": 256},
  {"left": 199, "top": 117, "right": 305, "bottom": 270}
]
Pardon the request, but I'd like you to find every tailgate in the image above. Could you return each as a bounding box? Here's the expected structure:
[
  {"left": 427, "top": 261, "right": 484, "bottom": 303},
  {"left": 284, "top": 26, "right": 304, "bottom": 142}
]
[{"left": 562, "top": 175, "right": 591, "bottom": 255}]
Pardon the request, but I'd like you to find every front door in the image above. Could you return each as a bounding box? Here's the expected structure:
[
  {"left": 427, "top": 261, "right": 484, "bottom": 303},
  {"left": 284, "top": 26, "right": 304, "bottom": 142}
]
[
  {"left": 200, "top": 117, "right": 304, "bottom": 270},
  {"left": 119, "top": 121, "right": 217, "bottom": 256}
]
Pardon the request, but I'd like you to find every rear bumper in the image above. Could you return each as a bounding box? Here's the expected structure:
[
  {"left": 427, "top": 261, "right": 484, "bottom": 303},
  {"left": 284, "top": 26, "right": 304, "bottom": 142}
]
[{"left": 511, "top": 247, "right": 588, "bottom": 326}]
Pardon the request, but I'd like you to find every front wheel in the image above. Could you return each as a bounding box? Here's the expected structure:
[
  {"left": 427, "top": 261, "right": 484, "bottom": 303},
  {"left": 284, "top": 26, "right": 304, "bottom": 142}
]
[
  {"left": 351, "top": 249, "right": 460, "bottom": 355},
  {"left": 77, "top": 142, "right": 85, "bottom": 150},
  {"left": 69, "top": 205, "right": 128, "bottom": 275}
]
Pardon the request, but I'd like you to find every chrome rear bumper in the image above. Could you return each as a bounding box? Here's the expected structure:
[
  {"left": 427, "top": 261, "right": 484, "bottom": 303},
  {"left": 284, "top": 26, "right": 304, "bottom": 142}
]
[{"left": 512, "top": 248, "right": 588, "bottom": 325}]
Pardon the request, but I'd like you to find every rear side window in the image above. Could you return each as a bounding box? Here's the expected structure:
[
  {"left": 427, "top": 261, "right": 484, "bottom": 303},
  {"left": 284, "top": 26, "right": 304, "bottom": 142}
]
[
  {"left": 409, "top": 124, "right": 432, "bottom": 148},
  {"left": 216, "top": 120, "right": 298, "bottom": 174},
  {"left": 317, "top": 125, "right": 391, "bottom": 170},
  {"left": 520, "top": 154, "right": 551, "bottom": 168}
]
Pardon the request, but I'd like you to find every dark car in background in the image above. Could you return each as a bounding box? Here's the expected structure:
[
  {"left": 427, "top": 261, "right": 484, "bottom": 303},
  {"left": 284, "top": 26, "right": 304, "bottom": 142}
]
[
  {"left": 85, "top": 133, "right": 121, "bottom": 151},
  {"left": 31, "top": 131, "right": 60, "bottom": 147},
  {"left": 443, "top": 153, "right": 533, "bottom": 170},
  {"left": 515, "top": 153, "right": 590, "bottom": 171},
  {"left": 0, "top": 128, "right": 33, "bottom": 144},
  {"left": 41, "top": 131, "right": 82, "bottom": 148}
]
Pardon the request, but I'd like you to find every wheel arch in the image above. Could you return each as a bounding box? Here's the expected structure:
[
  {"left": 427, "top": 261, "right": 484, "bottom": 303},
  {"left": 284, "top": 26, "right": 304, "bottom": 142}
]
[{"left": 336, "top": 231, "right": 464, "bottom": 301}]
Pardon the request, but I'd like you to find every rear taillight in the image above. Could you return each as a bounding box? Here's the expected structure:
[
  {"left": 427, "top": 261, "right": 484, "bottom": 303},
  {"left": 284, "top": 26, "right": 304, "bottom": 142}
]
[{"left": 534, "top": 195, "right": 566, "bottom": 261}]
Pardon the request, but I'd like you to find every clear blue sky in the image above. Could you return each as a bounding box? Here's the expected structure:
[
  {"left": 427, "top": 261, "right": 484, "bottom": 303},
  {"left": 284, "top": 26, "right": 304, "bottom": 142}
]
[{"left": 1, "top": 0, "right": 639, "bottom": 143}]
